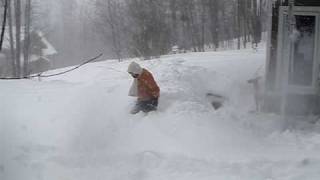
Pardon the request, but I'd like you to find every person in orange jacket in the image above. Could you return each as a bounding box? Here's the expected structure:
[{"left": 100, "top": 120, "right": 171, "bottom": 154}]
[{"left": 128, "top": 62, "right": 160, "bottom": 114}]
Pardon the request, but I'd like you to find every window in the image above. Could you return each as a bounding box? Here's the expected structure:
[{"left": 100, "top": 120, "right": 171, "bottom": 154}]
[
  {"left": 289, "top": 15, "right": 316, "bottom": 86},
  {"left": 277, "top": 7, "right": 320, "bottom": 94}
]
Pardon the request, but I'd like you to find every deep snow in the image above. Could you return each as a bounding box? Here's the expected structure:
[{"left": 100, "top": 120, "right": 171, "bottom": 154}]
[{"left": 1, "top": 48, "right": 320, "bottom": 180}]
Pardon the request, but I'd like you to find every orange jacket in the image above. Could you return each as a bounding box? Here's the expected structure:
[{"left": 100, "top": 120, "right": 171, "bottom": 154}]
[{"left": 137, "top": 69, "right": 160, "bottom": 101}]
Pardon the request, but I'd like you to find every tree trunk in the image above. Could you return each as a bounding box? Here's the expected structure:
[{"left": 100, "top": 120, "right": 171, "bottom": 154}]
[
  {"left": 251, "top": 0, "right": 262, "bottom": 47},
  {"left": 200, "top": 0, "right": 206, "bottom": 52},
  {"left": 8, "top": 0, "right": 15, "bottom": 76},
  {"left": 13, "top": 0, "right": 21, "bottom": 77},
  {"left": 107, "top": 0, "right": 122, "bottom": 61},
  {"left": 208, "top": 0, "right": 219, "bottom": 51},
  {"left": 0, "top": 0, "right": 8, "bottom": 51},
  {"left": 23, "top": 0, "right": 31, "bottom": 76},
  {"left": 170, "top": 0, "right": 178, "bottom": 45},
  {"left": 236, "top": 0, "right": 241, "bottom": 50}
]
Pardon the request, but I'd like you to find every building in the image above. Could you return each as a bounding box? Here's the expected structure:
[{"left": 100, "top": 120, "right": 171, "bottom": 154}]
[
  {"left": 264, "top": 0, "right": 320, "bottom": 115},
  {"left": 0, "top": 30, "right": 57, "bottom": 76}
]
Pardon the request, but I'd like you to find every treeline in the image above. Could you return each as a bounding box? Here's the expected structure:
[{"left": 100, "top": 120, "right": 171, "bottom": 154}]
[
  {"left": 0, "top": 0, "right": 270, "bottom": 76},
  {"left": 94, "top": 0, "right": 269, "bottom": 60}
]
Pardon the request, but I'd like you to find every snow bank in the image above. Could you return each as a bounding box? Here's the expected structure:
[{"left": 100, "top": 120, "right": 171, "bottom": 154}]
[{"left": 1, "top": 48, "right": 320, "bottom": 180}]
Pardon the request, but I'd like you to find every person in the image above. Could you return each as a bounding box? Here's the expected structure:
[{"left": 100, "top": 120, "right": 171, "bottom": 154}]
[{"left": 128, "top": 62, "right": 160, "bottom": 114}]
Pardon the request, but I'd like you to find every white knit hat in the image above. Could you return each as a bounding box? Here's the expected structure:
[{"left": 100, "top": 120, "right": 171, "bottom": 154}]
[{"left": 128, "top": 62, "right": 143, "bottom": 75}]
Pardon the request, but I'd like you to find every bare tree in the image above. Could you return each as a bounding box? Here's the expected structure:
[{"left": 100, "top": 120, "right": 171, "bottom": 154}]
[
  {"left": 0, "top": 0, "right": 8, "bottom": 51},
  {"left": 26, "top": 0, "right": 268, "bottom": 64},
  {"left": 250, "top": 0, "right": 262, "bottom": 49},
  {"left": 169, "top": 0, "right": 178, "bottom": 46},
  {"left": 7, "top": 0, "right": 16, "bottom": 76},
  {"left": 13, "top": 0, "right": 21, "bottom": 77},
  {"left": 95, "top": 0, "right": 125, "bottom": 61},
  {"left": 23, "top": 0, "right": 31, "bottom": 76},
  {"left": 127, "top": 0, "right": 170, "bottom": 59},
  {"left": 207, "top": 0, "right": 220, "bottom": 50}
]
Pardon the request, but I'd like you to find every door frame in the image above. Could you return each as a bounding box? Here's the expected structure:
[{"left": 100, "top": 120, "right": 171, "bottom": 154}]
[{"left": 276, "top": 6, "right": 320, "bottom": 95}]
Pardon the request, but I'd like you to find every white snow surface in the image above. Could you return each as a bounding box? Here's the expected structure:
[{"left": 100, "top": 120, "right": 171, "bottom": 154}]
[{"left": 1, "top": 48, "right": 320, "bottom": 180}]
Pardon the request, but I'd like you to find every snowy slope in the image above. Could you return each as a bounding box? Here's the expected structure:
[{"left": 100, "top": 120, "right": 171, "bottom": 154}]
[{"left": 1, "top": 48, "right": 320, "bottom": 180}]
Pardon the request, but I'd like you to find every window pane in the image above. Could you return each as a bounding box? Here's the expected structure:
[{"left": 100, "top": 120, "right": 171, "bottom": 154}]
[{"left": 289, "top": 15, "right": 316, "bottom": 86}]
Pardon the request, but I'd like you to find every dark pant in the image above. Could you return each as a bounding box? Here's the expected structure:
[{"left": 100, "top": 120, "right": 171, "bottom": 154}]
[{"left": 131, "top": 98, "right": 158, "bottom": 114}]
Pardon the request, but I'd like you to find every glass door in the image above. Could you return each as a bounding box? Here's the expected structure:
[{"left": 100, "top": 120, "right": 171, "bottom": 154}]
[
  {"left": 289, "top": 15, "right": 316, "bottom": 87},
  {"left": 277, "top": 7, "right": 320, "bottom": 94}
]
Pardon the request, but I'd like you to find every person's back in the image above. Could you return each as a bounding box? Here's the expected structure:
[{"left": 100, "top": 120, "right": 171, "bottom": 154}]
[{"left": 137, "top": 69, "right": 160, "bottom": 101}]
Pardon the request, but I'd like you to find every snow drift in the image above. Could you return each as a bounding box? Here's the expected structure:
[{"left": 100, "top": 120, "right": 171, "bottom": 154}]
[{"left": 1, "top": 48, "right": 320, "bottom": 180}]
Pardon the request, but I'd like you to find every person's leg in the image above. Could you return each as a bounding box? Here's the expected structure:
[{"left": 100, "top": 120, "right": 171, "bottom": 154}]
[
  {"left": 150, "top": 98, "right": 158, "bottom": 110},
  {"left": 130, "top": 101, "right": 143, "bottom": 114},
  {"left": 141, "top": 98, "right": 158, "bottom": 113}
]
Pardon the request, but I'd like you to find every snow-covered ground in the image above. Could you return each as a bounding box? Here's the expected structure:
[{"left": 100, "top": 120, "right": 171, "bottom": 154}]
[{"left": 1, "top": 48, "right": 320, "bottom": 180}]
